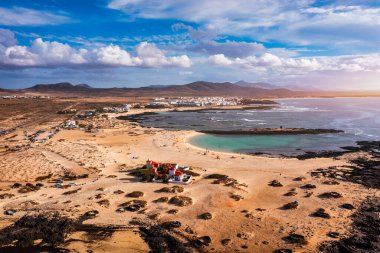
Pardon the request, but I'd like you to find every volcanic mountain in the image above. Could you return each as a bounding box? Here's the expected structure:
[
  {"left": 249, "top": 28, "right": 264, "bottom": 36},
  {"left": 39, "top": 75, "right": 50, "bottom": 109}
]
[
  {"left": 26, "top": 82, "right": 93, "bottom": 92},
  {"left": 234, "top": 80, "right": 280, "bottom": 90},
  {"left": 21, "top": 81, "right": 300, "bottom": 98}
]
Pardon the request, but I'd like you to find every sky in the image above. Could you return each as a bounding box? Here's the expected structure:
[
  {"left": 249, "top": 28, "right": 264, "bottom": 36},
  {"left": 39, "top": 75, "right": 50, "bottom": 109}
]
[{"left": 0, "top": 0, "right": 380, "bottom": 90}]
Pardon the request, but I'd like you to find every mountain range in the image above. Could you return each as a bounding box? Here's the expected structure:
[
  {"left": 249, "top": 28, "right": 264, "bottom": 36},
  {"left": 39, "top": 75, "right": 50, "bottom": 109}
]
[
  {"left": 18, "top": 81, "right": 300, "bottom": 98},
  {"left": 1, "top": 81, "right": 379, "bottom": 98},
  {"left": 26, "top": 83, "right": 93, "bottom": 92},
  {"left": 234, "top": 81, "right": 280, "bottom": 89}
]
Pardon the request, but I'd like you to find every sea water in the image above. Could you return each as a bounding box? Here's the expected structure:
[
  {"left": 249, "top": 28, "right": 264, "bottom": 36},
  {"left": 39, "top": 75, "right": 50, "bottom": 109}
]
[{"left": 136, "top": 97, "right": 380, "bottom": 155}]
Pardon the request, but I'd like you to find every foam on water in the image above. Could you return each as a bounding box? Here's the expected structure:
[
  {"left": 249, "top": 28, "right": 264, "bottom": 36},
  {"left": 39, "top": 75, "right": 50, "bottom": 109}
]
[{"left": 241, "top": 118, "right": 265, "bottom": 122}]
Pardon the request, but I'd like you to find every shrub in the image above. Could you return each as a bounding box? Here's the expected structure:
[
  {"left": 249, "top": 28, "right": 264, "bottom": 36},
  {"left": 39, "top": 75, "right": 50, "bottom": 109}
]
[
  {"left": 119, "top": 200, "right": 147, "bottom": 212},
  {"left": 0, "top": 212, "right": 75, "bottom": 247},
  {"left": 126, "top": 191, "right": 144, "bottom": 198},
  {"left": 63, "top": 188, "right": 81, "bottom": 195},
  {"left": 205, "top": 174, "right": 229, "bottom": 180},
  {"left": 35, "top": 174, "right": 53, "bottom": 181},
  {"left": 169, "top": 196, "right": 193, "bottom": 207}
]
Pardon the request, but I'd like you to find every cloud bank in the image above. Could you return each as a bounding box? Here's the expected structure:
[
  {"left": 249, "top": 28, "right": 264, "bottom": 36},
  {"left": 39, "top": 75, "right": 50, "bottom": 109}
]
[
  {"left": 0, "top": 34, "right": 191, "bottom": 69},
  {"left": 209, "top": 53, "right": 380, "bottom": 77}
]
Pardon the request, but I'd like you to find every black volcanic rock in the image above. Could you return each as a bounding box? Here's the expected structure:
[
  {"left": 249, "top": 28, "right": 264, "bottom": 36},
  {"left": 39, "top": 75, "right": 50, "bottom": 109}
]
[{"left": 200, "top": 128, "right": 344, "bottom": 135}]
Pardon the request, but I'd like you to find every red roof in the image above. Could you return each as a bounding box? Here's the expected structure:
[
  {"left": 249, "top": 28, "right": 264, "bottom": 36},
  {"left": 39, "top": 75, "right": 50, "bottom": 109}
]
[
  {"left": 174, "top": 171, "right": 183, "bottom": 176},
  {"left": 150, "top": 161, "right": 159, "bottom": 166}
]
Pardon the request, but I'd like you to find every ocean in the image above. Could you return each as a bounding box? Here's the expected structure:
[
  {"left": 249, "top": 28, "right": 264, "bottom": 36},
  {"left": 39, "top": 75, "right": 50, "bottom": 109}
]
[{"left": 135, "top": 97, "right": 380, "bottom": 155}]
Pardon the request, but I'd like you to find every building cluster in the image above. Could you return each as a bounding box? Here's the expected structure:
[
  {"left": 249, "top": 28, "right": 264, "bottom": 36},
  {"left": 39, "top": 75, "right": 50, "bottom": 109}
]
[
  {"left": 1, "top": 95, "right": 51, "bottom": 99},
  {"left": 146, "top": 160, "right": 192, "bottom": 184},
  {"left": 151, "top": 97, "right": 239, "bottom": 107},
  {"left": 101, "top": 104, "right": 130, "bottom": 113},
  {"left": 145, "top": 101, "right": 172, "bottom": 108},
  {"left": 61, "top": 120, "right": 77, "bottom": 129},
  {"left": 77, "top": 111, "right": 96, "bottom": 119},
  {"left": 57, "top": 108, "right": 78, "bottom": 114}
]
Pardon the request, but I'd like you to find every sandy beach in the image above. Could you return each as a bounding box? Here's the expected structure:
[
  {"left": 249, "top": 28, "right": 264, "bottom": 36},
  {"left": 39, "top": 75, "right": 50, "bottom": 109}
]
[
  {"left": 1, "top": 0, "right": 380, "bottom": 250},
  {"left": 0, "top": 106, "right": 378, "bottom": 253}
]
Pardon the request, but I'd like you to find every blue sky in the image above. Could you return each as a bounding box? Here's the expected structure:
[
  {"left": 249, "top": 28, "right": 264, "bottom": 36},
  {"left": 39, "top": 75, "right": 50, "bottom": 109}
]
[{"left": 0, "top": 0, "right": 380, "bottom": 90}]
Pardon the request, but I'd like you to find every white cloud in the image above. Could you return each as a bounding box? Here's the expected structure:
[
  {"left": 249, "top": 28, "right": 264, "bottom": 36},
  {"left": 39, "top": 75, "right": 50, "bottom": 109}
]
[
  {"left": 209, "top": 53, "right": 380, "bottom": 75},
  {"left": 108, "top": 0, "right": 380, "bottom": 49},
  {"left": 0, "top": 37, "right": 191, "bottom": 69},
  {"left": 276, "top": 5, "right": 380, "bottom": 45},
  {"left": 107, "top": 0, "right": 308, "bottom": 27},
  {"left": 0, "top": 29, "right": 17, "bottom": 47},
  {"left": 209, "top": 54, "right": 232, "bottom": 65},
  {"left": 92, "top": 44, "right": 141, "bottom": 66},
  {"left": 135, "top": 42, "right": 191, "bottom": 67},
  {"left": 31, "top": 38, "right": 87, "bottom": 65},
  {"left": 191, "top": 40, "right": 265, "bottom": 58},
  {"left": 0, "top": 7, "right": 71, "bottom": 26},
  {"left": 172, "top": 22, "right": 267, "bottom": 58},
  {"left": 2, "top": 46, "right": 38, "bottom": 66}
]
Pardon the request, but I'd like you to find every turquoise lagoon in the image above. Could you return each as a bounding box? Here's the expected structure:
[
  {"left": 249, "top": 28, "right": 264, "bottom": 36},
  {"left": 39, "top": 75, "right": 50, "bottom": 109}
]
[{"left": 134, "top": 98, "right": 380, "bottom": 155}]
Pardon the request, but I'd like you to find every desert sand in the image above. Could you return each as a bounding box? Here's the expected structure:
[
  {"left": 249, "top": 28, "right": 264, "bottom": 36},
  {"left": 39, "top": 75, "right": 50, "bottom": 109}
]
[{"left": 0, "top": 106, "right": 378, "bottom": 253}]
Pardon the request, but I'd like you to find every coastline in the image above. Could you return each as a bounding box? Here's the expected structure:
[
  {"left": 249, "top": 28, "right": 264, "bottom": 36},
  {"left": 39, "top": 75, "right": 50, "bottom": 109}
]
[{"left": 0, "top": 103, "right": 379, "bottom": 252}]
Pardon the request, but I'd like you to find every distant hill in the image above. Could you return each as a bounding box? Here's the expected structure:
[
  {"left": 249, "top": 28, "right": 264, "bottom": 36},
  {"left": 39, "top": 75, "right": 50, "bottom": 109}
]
[
  {"left": 135, "top": 81, "right": 300, "bottom": 97},
  {"left": 0, "top": 87, "right": 18, "bottom": 94},
  {"left": 19, "top": 81, "right": 300, "bottom": 98},
  {"left": 3, "top": 81, "right": 379, "bottom": 98},
  {"left": 145, "top": 84, "right": 171, "bottom": 88},
  {"left": 235, "top": 80, "right": 279, "bottom": 90},
  {"left": 76, "top": 83, "right": 93, "bottom": 89},
  {"left": 26, "top": 82, "right": 92, "bottom": 92},
  {"left": 285, "top": 84, "right": 322, "bottom": 92},
  {"left": 234, "top": 80, "right": 324, "bottom": 91}
]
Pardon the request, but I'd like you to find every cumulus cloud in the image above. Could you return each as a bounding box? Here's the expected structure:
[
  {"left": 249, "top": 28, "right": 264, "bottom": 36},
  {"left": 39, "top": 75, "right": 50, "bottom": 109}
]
[
  {"left": 209, "top": 54, "right": 232, "bottom": 66},
  {"left": 0, "top": 36, "right": 191, "bottom": 69},
  {"left": 0, "top": 7, "right": 71, "bottom": 26},
  {"left": 135, "top": 42, "right": 191, "bottom": 68},
  {"left": 209, "top": 53, "right": 380, "bottom": 75}
]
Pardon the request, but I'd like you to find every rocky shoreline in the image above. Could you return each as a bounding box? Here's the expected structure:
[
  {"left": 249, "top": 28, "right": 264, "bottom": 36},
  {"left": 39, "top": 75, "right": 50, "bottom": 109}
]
[
  {"left": 317, "top": 196, "right": 379, "bottom": 253},
  {"left": 294, "top": 140, "right": 380, "bottom": 160},
  {"left": 116, "top": 105, "right": 279, "bottom": 123},
  {"left": 117, "top": 112, "right": 158, "bottom": 124},
  {"left": 171, "top": 105, "right": 279, "bottom": 112}
]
